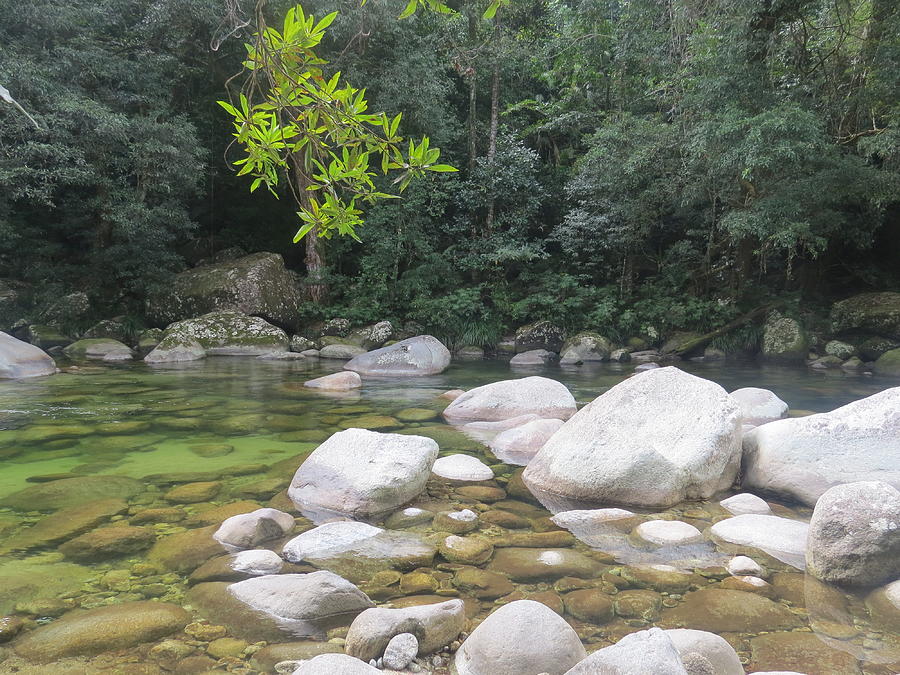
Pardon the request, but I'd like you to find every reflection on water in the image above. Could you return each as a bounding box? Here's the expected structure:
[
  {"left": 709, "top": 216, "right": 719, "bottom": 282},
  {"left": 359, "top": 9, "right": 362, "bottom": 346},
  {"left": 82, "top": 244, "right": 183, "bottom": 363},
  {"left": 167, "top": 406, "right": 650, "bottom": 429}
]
[{"left": 0, "top": 356, "right": 897, "bottom": 672}]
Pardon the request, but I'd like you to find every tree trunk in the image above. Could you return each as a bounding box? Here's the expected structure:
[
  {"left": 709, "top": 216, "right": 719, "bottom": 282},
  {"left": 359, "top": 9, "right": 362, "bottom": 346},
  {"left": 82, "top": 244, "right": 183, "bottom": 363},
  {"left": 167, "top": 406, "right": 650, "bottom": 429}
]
[
  {"left": 292, "top": 157, "right": 326, "bottom": 303},
  {"left": 466, "top": 7, "right": 478, "bottom": 173},
  {"left": 485, "top": 60, "right": 500, "bottom": 234}
]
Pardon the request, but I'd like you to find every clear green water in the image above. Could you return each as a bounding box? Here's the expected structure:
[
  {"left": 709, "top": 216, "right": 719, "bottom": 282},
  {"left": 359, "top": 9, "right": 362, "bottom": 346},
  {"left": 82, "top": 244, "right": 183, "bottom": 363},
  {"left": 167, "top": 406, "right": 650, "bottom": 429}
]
[{"left": 0, "top": 357, "right": 897, "bottom": 673}]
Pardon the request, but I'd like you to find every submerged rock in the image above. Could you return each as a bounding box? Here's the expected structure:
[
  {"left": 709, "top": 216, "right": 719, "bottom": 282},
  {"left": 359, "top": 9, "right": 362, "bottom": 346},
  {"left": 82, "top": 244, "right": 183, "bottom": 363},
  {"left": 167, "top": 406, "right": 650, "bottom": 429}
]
[
  {"left": 0, "top": 475, "right": 142, "bottom": 511},
  {"left": 288, "top": 428, "right": 438, "bottom": 518},
  {"left": 806, "top": 481, "right": 900, "bottom": 586},
  {"left": 213, "top": 507, "right": 296, "bottom": 550},
  {"left": 665, "top": 628, "right": 744, "bottom": 675},
  {"left": 633, "top": 520, "right": 704, "bottom": 547},
  {"left": 58, "top": 525, "right": 156, "bottom": 561},
  {"left": 304, "top": 371, "right": 361, "bottom": 390},
  {"left": 660, "top": 589, "right": 803, "bottom": 633},
  {"left": 509, "top": 349, "right": 557, "bottom": 365},
  {"left": 343, "top": 335, "right": 451, "bottom": 376},
  {"left": 282, "top": 521, "right": 436, "bottom": 582},
  {"left": 454, "top": 600, "right": 586, "bottom": 675},
  {"left": 0, "top": 331, "right": 56, "bottom": 379},
  {"left": 443, "top": 376, "right": 577, "bottom": 422},
  {"left": 13, "top": 601, "right": 190, "bottom": 663},
  {"left": 0, "top": 498, "right": 128, "bottom": 552},
  {"left": 524, "top": 367, "right": 742, "bottom": 508},
  {"left": 729, "top": 387, "right": 789, "bottom": 425},
  {"left": 487, "top": 547, "right": 602, "bottom": 581},
  {"left": 719, "top": 493, "right": 771, "bottom": 515},
  {"left": 748, "top": 631, "right": 861, "bottom": 675},
  {"left": 710, "top": 514, "right": 809, "bottom": 569},
  {"left": 146, "top": 251, "right": 303, "bottom": 329},
  {"left": 489, "top": 417, "right": 564, "bottom": 465},
  {"left": 565, "top": 627, "right": 687, "bottom": 675},
  {"left": 345, "top": 599, "right": 465, "bottom": 662},
  {"left": 742, "top": 386, "right": 900, "bottom": 505},
  {"left": 63, "top": 338, "right": 134, "bottom": 361}
]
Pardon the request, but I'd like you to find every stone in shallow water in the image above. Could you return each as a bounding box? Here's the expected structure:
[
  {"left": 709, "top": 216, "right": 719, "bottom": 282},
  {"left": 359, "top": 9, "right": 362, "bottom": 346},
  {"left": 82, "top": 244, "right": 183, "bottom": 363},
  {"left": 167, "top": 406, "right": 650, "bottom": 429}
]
[
  {"left": 443, "top": 376, "right": 577, "bottom": 422},
  {"left": 633, "top": 520, "right": 704, "bottom": 547},
  {"left": 382, "top": 632, "right": 418, "bottom": 670},
  {"left": 432, "top": 454, "right": 494, "bottom": 482},
  {"left": 0, "top": 498, "right": 128, "bottom": 552},
  {"left": 728, "top": 387, "right": 789, "bottom": 425},
  {"left": 293, "top": 653, "right": 380, "bottom": 673},
  {"left": 620, "top": 566, "right": 694, "bottom": 594},
  {"left": 433, "top": 509, "right": 479, "bottom": 534},
  {"left": 563, "top": 589, "right": 614, "bottom": 623},
  {"left": 213, "top": 507, "right": 295, "bottom": 550},
  {"left": 748, "top": 631, "right": 862, "bottom": 675},
  {"left": 565, "top": 627, "right": 687, "bottom": 675},
  {"left": 148, "top": 524, "right": 227, "bottom": 573},
  {"left": 487, "top": 547, "right": 602, "bottom": 582},
  {"left": 719, "top": 492, "right": 771, "bottom": 515},
  {"left": 452, "top": 568, "right": 515, "bottom": 599},
  {"left": 438, "top": 535, "right": 494, "bottom": 565},
  {"left": 454, "top": 600, "right": 585, "bottom": 675},
  {"left": 0, "top": 331, "right": 56, "bottom": 379},
  {"left": 282, "top": 521, "right": 436, "bottom": 583},
  {"left": 726, "top": 555, "right": 764, "bottom": 577},
  {"left": 489, "top": 417, "right": 565, "bottom": 465},
  {"left": 58, "top": 524, "right": 156, "bottom": 561},
  {"left": 288, "top": 428, "right": 438, "bottom": 519},
  {"left": 304, "top": 371, "right": 362, "bottom": 390},
  {"left": 13, "top": 601, "right": 190, "bottom": 663},
  {"left": 164, "top": 480, "right": 222, "bottom": 504},
  {"left": 665, "top": 629, "right": 744, "bottom": 675},
  {"left": 709, "top": 514, "right": 808, "bottom": 569},
  {"left": 659, "top": 588, "right": 803, "bottom": 633},
  {"left": 230, "top": 549, "right": 284, "bottom": 575},
  {"left": 384, "top": 507, "right": 434, "bottom": 529},
  {"left": 866, "top": 579, "right": 900, "bottom": 632},
  {"left": 343, "top": 335, "right": 451, "bottom": 376},
  {"left": 0, "top": 475, "right": 143, "bottom": 511}
]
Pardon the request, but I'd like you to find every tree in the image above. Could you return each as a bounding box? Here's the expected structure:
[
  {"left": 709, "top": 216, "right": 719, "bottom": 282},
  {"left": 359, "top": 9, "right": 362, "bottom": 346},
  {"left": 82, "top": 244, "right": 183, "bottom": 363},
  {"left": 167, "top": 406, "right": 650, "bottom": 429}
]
[{"left": 218, "top": 3, "right": 455, "bottom": 302}]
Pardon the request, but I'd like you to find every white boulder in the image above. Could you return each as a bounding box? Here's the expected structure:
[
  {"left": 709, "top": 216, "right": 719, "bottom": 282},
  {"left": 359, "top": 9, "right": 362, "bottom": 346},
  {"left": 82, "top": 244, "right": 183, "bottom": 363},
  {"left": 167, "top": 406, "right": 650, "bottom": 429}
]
[
  {"left": 230, "top": 549, "right": 284, "bottom": 576},
  {"left": 719, "top": 493, "right": 771, "bottom": 515},
  {"left": 729, "top": 387, "right": 789, "bottom": 426},
  {"left": 727, "top": 556, "right": 764, "bottom": 577},
  {"left": 742, "top": 387, "right": 900, "bottom": 505},
  {"left": 523, "top": 367, "right": 742, "bottom": 508},
  {"left": 213, "top": 508, "right": 295, "bottom": 550},
  {"left": 443, "top": 376, "right": 577, "bottom": 423},
  {"left": 564, "top": 627, "right": 687, "bottom": 675},
  {"left": 343, "top": 335, "right": 450, "bottom": 376},
  {"left": 634, "top": 520, "right": 704, "bottom": 547},
  {"left": 288, "top": 429, "right": 438, "bottom": 518},
  {"left": 455, "top": 600, "right": 586, "bottom": 675},
  {"left": 665, "top": 629, "right": 743, "bottom": 675},
  {"left": 432, "top": 454, "right": 494, "bottom": 482},
  {"left": 489, "top": 418, "right": 564, "bottom": 465},
  {"left": 304, "top": 371, "right": 362, "bottom": 391},
  {"left": 0, "top": 331, "right": 56, "bottom": 379},
  {"left": 806, "top": 480, "right": 900, "bottom": 586},
  {"left": 291, "top": 653, "right": 379, "bottom": 674}
]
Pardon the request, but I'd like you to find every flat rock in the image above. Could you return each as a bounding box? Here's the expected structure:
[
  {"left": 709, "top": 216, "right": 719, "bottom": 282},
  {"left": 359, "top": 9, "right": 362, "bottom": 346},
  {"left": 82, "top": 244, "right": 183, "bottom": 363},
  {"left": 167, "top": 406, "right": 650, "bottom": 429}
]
[
  {"left": 148, "top": 524, "right": 227, "bottom": 572},
  {"left": 524, "top": 367, "right": 742, "bottom": 508},
  {"left": 443, "top": 376, "right": 577, "bottom": 422},
  {"left": 13, "top": 601, "right": 190, "bottom": 663},
  {"left": 288, "top": 428, "right": 438, "bottom": 519},
  {"left": 710, "top": 514, "right": 809, "bottom": 569},
  {"left": 634, "top": 520, "right": 704, "bottom": 547},
  {"left": 345, "top": 599, "right": 465, "bottom": 661},
  {"left": 719, "top": 493, "right": 771, "bottom": 515},
  {"left": 304, "top": 371, "right": 362, "bottom": 390},
  {"left": 432, "top": 454, "right": 494, "bottom": 482},
  {"left": 454, "top": 600, "right": 586, "bottom": 675},
  {"left": 487, "top": 547, "right": 602, "bottom": 581},
  {"left": 0, "top": 498, "right": 128, "bottom": 552},
  {"left": 164, "top": 481, "right": 221, "bottom": 504},
  {"left": 438, "top": 535, "right": 494, "bottom": 565},
  {"left": 660, "top": 589, "right": 803, "bottom": 633},
  {"left": 0, "top": 476, "right": 143, "bottom": 511},
  {"left": 742, "top": 386, "right": 900, "bottom": 505},
  {"left": 230, "top": 549, "right": 284, "bottom": 575},
  {"left": 749, "top": 631, "right": 862, "bottom": 675},
  {"left": 59, "top": 525, "right": 156, "bottom": 561}
]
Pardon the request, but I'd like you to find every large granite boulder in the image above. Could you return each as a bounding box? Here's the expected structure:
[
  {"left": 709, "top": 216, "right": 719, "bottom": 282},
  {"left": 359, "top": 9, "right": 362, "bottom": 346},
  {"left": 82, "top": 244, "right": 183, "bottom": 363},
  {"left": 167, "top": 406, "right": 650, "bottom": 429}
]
[
  {"left": 227, "top": 572, "right": 373, "bottom": 625},
  {"left": 760, "top": 311, "right": 808, "bottom": 363},
  {"left": 454, "top": 600, "right": 586, "bottom": 675},
  {"left": 665, "top": 628, "right": 744, "bottom": 675},
  {"left": 515, "top": 321, "right": 565, "bottom": 353},
  {"left": 806, "top": 481, "right": 900, "bottom": 587},
  {"left": 63, "top": 338, "right": 134, "bottom": 361},
  {"left": 162, "top": 311, "right": 288, "bottom": 355},
  {"left": 831, "top": 291, "right": 900, "bottom": 340},
  {"left": 742, "top": 387, "right": 900, "bottom": 505},
  {"left": 23, "top": 324, "right": 73, "bottom": 350},
  {"left": 0, "top": 331, "right": 55, "bottom": 379},
  {"left": 343, "top": 335, "right": 450, "bottom": 376},
  {"left": 489, "top": 417, "right": 564, "bottom": 465},
  {"left": 345, "top": 599, "right": 465, "bottom": 661},
  {"left": 565, "top": 628, "right": 687, "bottom": 675},
  {"left": 559, "top": 332, "right": 612, "bottom": 365},
  {"left": 288, "top": 429, "right": 438, "bottom": 518},
  {"left": 144, "top": 334, "right": 206, "bottom": 363},
  {"left": 443, "top": 376, "right": 577, "bottom": 422},
  {"left": 523, "top": 367, "right": 742, "bottom": 508},
  {"left": 146, "top": 252, "right": 302, "bottom": 329}
]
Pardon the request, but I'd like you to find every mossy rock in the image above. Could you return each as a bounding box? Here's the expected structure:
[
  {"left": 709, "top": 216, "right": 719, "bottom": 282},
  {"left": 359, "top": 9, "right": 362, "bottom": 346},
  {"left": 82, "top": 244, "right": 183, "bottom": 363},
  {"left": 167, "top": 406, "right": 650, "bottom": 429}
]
[
  {"left": 63, "top": 338, "right": 134, "bottom": 361},
  {"left": 874, "top": 348, "right": 900, "bottom": 376},
  {"left": 761, "top": 311, "right": 808, "bottom": 363},
  {"left": 831, "top": 291, "right": 900, "bottom": 340},
  {"left": 164, "top": 311, "right": 288, "bottom": 356}
]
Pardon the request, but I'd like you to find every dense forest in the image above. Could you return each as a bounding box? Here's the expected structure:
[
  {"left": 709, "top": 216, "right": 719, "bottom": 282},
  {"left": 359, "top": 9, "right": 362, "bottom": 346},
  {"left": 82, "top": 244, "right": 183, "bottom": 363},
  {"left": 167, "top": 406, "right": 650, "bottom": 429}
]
[{"left": 1, "top": 0, "right": 898, "bottom": 349}]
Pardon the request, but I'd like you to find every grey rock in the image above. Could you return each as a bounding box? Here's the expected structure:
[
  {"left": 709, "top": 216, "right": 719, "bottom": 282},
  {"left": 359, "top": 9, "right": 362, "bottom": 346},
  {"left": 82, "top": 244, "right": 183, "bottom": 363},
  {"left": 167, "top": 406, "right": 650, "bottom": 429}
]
[
  {"left": 559, "top": 332, "right": 612, "bottom": 365},
  {"left": 214, "top": 508, "right": 295, "bottom": 550},
  {"left": 806, "top": 480, "right": 900, "bottom": 586},
  {"left": 443, "top": 376, "right": 577, "bottom": 422},
  {"left": 729, "top": 387, "right": 789, "bottom": 426},
  {"left": 0, "top": 331, "right": 55, "bottom": 379},
  {"left": 63, "top": 338, "right": 133, "bottom": 361},
  {"left": 761, "top": 311, "right": 808, "bottom": 363},
  {"left": 344, "top": 335, "right": 450, "bottom": 376},
  {"left": 710, "top": 514, "right": 808, "bottom": 569},
  {"left": 510, "top": 349, "right": 557, "bottom": 366},
  {"left": 665, "top": 629, "right": 744, "bottom": 675},
  {"left": 144, "top": 334, "right": 206, "bottom": 363},
  {"left": 319, "top": 344, "right": 367, "bottom": 359},
  {"left": 163, "top": 310, "right": 288, "bottom": 355},
  {"left": 382, "top": 633, "right": 418, "bottom": 670},
  {"left": 291, "top": 653, "right": 380, "bottom": 674},
  {"left": 515, "top": 321, "right": 565, "bottom": 353},
  {"left": 564, "top": 627, "right": 687, "bottom": 675}
]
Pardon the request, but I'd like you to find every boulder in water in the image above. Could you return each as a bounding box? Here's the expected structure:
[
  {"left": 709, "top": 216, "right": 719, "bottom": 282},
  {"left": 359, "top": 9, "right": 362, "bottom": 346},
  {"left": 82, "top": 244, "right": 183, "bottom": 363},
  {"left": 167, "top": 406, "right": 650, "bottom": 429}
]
[
  {"left": 345, "top": 599, "right": 465, "bottom": 661},
  {"left": 489, "top": 418, "right": 564, "bottom": 465},
  {"left": 443, "top": 376, "right": 577, "bottom": 422},
  {"left": 288, "top": 429, "right": 438, "bottom": 518},
  {"left": 565, "top": 627, "right": 687, "bottom": 675},
  {"left": 806, "top": 480, "right": 900, "bottom": 587},
  {"left": 144, "top": 334, "right": 206, "bottom": 363},
  {"left": 509, "top": 349, "right": 557, "bottom": 366},
  {"left": 523, "top": 367, "right": 742, "bottom": 508},
  {"left": 304, "top": 371, "right": 361, "bottom": 390},
  {"left": 515, "top": 321, "right": 565, "bottom": 353},
  {"left": 559, "top": 332, "right": 612, "bottom": 365},
  {"left": 831, "top": 291, "right": 900, "bottom": 340},
  {"left": 213, "top": 508, "right": 295, "bottom": 550},
  {"left": 0, "top": 331, "right": 55, "bottom": 379},
  {"left": 760, "top": 311, "right": 808, "bottom": 363},
  {"left": 163, "top": 311, "right": 288, "bottom": 355},
  {"left": 728, "top": 387, "right": 788, "bottom": 426},
  {"left": 709, "top": 514, "right": 808, "bottom": 569},
  {"left": 343, "top": 335, "right": 450, "bottom": 376},
  {"left": 742, "top": 386, "right": 900, "bottom": 505},
  {"left": 63, "top": 338, "right": 134, "bottom": 361}
]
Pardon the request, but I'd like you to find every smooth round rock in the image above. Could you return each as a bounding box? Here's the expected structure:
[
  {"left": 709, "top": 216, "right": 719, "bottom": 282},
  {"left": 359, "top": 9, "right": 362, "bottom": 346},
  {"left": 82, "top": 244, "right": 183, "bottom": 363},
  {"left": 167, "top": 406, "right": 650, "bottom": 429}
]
[
  {"left": 230, "top": 549, "right": 284, "bottom": 576},
  {"left": 304, "top": 371, "right": 362, "bottom": 391},
  {"left": 292, "top": 653, "right": 380, "bottom": 673},
  {"left": 719, "top": 493, "right": 771, "bottom": 515},
  {"left": 439, "top": 535, "right": 494, "bottom": 565},
  {"left": 433, "top": 509, "right": 479, "bottom": 534},
  {"left": 665, "top": 628, "right": 744, "bottom": 675},
  {"left": 382, "top": 632, "right": 418, "bottom": 670},
  {"left": 432, "top": 454, "right": 494, "bottom": 482},
  {"left": 634, "top": 520, "right": 703, "bottom": 547},
  {"left": 728, "top": 387, "right": 789, "bottom": 426},
  {"left": 727, "top": 556, "right": 764, "bottom": 577}
]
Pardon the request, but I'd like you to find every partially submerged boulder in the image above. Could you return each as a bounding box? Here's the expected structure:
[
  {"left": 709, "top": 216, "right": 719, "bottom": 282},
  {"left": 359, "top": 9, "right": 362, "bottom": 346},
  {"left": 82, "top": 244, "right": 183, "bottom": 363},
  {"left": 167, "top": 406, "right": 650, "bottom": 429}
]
[
  {"left": 63, "top": 338, "right": 133, "bottom": 361},
  {"left": 213, "top": 508, "right": 295, "bottom": 550},
  {"left": 443, "top": 376, "right": 577, "bottom": 423},
  {"left": 831, "top": 291, "right": 900, "bottom": 340},
  {"left": 304, "top": 371, "right": 362, "bottom": 391},
  {"left": 343, "top": 335, "right": 450, "bottom": 376},
  {"left": 454, "top": 600, "right": 586, "bottom": 675},
  {"left": 728, "top": 387, "right": 788, "bottom": 426},
  {"left": 509, "top": 349, "right": 557, "bottom": 366},
  {"left": 760, "top": 311, "right": 808, "bottom": 363},
  {"left": 146, "top": 252, "right": 302, "bottom": 329},
  {"left": 523, "top": 367, "right": 742, "bottom": 508},
  {"left": 559, "top": 332, "right": 612, "bottom": 365},
  {"left": 0, "top": 331, "right": 56, "bottom": 379},
  {"left": 806, "top": 481, "right": 900, "bottom": 587},
  {"left": 144, "top": 334, "right": 206, "bottom": 363},
  {"left": 515, "top": 321, "right": 565, "bottom": 353},
  {"left": 742, "top": 387, "right": 900, "bottom": 505},
  {"left": 710, "top": 514, "right": 808, "bottom": 569},
  {"left": 163, "top": 311, "right": 288, "bottom": 355},
  {"left": 288, "top": 429, "right": 438, "bottom": 518},
  {"left": 489, "top": 417, "right": 564, "bottom": 465},
  {"left": 565, "top": 627, "right": 687, "bottom": 675}
]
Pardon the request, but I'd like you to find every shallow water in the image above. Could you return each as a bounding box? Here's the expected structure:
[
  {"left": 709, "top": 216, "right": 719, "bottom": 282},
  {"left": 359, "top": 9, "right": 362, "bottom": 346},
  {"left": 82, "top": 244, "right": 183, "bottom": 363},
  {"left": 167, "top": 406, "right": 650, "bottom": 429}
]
[{"left": 0, "top": 356, "right": 897, "bottom": 674}]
